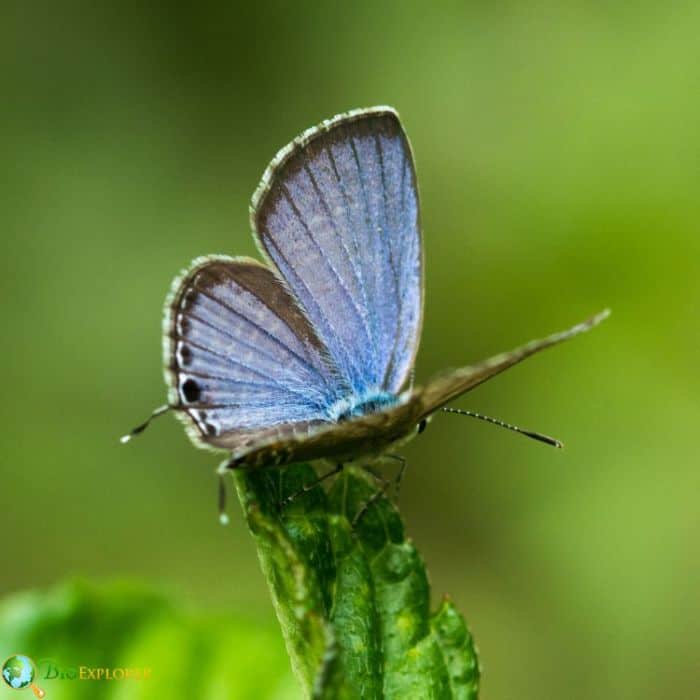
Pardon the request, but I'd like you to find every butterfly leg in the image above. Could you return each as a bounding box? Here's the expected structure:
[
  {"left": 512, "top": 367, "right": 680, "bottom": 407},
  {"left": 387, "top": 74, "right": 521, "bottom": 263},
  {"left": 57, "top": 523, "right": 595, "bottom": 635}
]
[
  {"left": 364, "top": 454, "right": 407, "bottom": 501},
  {"left": 352, "top": 475, "right": 393, "bottom": 527},
  {"left": 280, "top": 463, "right": 344, "bottom": 509},
  {"left": 353, "top": 455, "right": 407, "bottom": 527},
  {"left": 385, "top": 454, "right": 407, "bottom": 499},
  {"left": 362, "top": 464, "right": 391, "bottom": 488}
]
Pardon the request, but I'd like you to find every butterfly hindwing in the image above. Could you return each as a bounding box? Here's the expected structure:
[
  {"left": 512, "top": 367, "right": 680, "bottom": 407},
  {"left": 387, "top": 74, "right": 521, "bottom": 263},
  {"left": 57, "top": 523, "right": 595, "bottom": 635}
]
[
  {"left": 164, "top": 256, "right": 348, "bottom": 448},
  {"left": 252, "top": 107, "right": 423, "bottom": 397}
]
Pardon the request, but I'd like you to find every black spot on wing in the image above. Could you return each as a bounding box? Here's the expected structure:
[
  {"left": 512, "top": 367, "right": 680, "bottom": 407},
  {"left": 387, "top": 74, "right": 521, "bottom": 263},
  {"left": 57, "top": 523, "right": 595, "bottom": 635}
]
[{"left": 181, "top": 378, "right": 201, "bottom": 403}]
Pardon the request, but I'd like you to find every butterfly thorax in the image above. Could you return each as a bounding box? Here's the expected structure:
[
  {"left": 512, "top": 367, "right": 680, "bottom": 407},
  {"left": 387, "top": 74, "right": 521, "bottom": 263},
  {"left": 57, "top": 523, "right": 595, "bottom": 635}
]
[{"left": 330, "top": 390, "right": 400, "bottom": 423}]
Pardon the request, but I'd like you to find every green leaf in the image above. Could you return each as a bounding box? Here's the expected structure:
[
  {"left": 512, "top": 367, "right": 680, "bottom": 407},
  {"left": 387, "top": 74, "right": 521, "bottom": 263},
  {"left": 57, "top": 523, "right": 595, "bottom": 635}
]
[
  {"left": 0, "top": 580, "right": 297, "bottom": 699},
  {"left": 0, "top": 466, "right": 480, "bottom": 700},
  {"left": 233, "top": 464, "right": 481, "bottom": 699}
]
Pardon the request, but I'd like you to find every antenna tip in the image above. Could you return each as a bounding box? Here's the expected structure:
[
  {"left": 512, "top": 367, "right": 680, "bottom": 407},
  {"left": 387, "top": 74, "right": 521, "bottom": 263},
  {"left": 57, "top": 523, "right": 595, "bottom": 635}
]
[
  {"left": 539, "top": 434, "right": 564, "bottom": 448},
  {"left": 119, "top": 434, "right": 132, "bottom": 444},
  {"left": 219, "top": 513, "right": 230, "bottom": 526}
]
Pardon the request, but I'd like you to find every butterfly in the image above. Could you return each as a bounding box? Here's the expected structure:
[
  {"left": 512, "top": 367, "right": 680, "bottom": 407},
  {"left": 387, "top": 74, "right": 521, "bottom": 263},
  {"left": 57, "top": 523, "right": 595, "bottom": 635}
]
[{"left": 124, "top": 106, "right": 608, "bottom": 485}]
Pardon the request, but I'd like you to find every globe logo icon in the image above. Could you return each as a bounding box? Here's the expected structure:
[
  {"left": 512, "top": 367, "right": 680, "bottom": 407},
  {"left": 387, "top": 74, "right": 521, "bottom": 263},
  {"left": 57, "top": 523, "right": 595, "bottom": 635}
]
[{"left": 1, "top": 655, "right": 46, "bottom": 697}]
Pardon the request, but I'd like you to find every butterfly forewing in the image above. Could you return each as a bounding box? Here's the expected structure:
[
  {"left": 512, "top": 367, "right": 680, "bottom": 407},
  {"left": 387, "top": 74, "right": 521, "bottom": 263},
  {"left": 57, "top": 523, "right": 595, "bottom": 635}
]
[
  {"left": 417, "top": 310, "right": 612, "bottom": 419},
  {"left": 251, "top": 107, "right": 423, "bottom": 396}
]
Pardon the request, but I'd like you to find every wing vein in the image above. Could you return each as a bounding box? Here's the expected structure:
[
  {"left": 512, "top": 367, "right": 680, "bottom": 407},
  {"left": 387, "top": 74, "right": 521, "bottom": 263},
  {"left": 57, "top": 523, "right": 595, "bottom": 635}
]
[
  {"left": 185, "top": 310, "right": 319, "bottom": 386},
  {"left": 347, "top": 130, "right": 383, "bottom": 379},
  {"left": 375, "top": 131, "right": 404, "bottom": 387},
  {"left": 196, "top": 264, "right": 334, "bottom": 382},
  {"left": 175, "top": 369, "right": 290, "bottom": 392},
  {"left": 279, "top": 183, "right": 368, "bottom": 383},
  {"left": 302, "top": 160, "right": 375, "bottom": 352},
  {"left": 261, "top": 231, "right": 356, "bottom": 393},
  {"left": 174, "top": 333, "right": 324, "bottom": 407},
  {"left": 190, "top": 287, "right": 322, "bottom": 378},
  {"left": 322, "top": 141, "right": 377, "bottom": 353}
]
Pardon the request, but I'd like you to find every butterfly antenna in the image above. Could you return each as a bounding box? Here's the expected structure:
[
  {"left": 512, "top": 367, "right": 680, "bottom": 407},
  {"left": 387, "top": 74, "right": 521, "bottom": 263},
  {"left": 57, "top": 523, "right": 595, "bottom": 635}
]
[
  {"left": 441, "top": 407, "right": 563, "bottom": 448},
  {"left": 119, "top": 404, "right": 171, "bottom": 444}
]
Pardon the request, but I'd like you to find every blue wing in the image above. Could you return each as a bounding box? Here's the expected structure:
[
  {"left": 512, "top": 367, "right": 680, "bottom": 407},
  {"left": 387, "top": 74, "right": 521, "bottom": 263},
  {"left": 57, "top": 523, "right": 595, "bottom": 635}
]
[
  {"left": 251, "top": 107, "right": 423, "bottom": 397},
  {"left": 164, "top": 256, "right": 347, "bottom": 448}
]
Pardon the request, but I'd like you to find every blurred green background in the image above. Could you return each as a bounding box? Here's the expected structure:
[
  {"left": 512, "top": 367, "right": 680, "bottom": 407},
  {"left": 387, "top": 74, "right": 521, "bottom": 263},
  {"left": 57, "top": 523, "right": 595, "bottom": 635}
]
[{"left": 2, "top": 2, "right": 699, "bottom": 698}]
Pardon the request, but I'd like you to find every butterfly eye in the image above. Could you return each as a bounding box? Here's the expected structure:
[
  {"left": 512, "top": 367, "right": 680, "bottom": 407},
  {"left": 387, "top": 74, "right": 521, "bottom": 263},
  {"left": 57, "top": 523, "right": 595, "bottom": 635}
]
[{"left": 417, "top": 418, "right": 428, "bottom": 434}]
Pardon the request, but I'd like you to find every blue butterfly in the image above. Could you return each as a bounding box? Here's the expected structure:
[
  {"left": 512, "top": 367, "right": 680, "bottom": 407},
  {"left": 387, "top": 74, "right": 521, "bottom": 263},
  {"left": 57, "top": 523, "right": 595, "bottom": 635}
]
[{"left": 125, "top": 107, "right": 608, "bottom": 485}]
